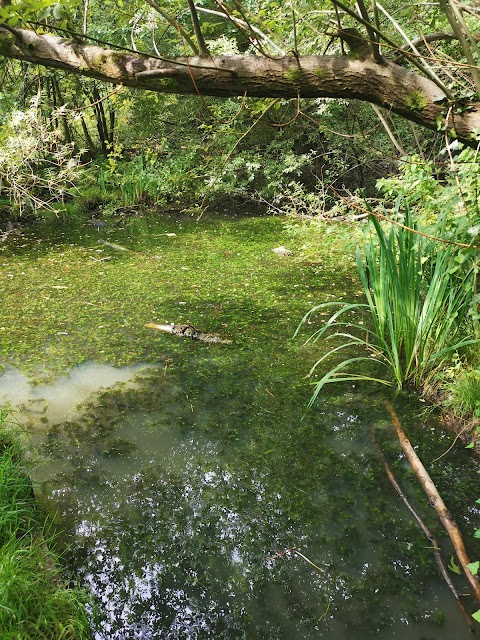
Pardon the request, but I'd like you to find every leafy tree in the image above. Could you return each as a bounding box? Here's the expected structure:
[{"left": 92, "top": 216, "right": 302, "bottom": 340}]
[{"left": 0, "top": 1, "right": 479, "bottom": 145}]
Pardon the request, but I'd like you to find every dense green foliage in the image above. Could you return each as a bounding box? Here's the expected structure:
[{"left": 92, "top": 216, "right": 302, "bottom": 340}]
[
  {"left": 0, "top": 410, "right": 91, "bottom": 639},
  {"left": 3, "top": 0, "right": 462, "bottom": 219},
  {"left": 0, "top": 2, "right": 479, "bottom": 638},
  {"left": 299, "top": 202, "right": 479, "bottom": 404}
]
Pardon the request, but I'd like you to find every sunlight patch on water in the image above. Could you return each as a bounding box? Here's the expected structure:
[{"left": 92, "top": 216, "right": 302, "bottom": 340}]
[{"left": 0, "top": 362, "right": 156, "bottom": 427}]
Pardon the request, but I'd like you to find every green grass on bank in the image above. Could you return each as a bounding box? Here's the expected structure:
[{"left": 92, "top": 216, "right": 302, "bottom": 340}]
[{"left": 0, "top": 410, "right": 91, "bottom": 640}]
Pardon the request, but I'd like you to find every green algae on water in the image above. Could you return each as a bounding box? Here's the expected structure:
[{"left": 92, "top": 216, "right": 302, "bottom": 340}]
[{"left": 1, "top": 213, "right": 476, "bottom": 640}]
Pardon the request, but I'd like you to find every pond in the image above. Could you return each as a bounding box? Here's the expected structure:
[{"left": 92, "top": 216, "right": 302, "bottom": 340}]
[{"left": 0, "top": 213, "right": 478, "bottom": 639}]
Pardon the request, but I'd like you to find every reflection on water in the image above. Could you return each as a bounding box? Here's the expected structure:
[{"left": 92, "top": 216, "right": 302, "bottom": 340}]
[
  {"left": 0, "top": 362, "right": 155, "bottom": 427},
  {"left": 1, "top": 212, "right": 477, "bottom": 638},
  {"left": 13, "top": 364, "right": 477, "bottom": 640}
]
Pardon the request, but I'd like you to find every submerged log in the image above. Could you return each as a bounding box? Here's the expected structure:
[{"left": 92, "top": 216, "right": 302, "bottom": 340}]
[
  {"left": 371, "top": 431, "right": 475, "bottom": 632},
  {"left": 385, "top": 400, "right": 480, "bottom": 606},
  {"left": 145, "top": 322, "right": 232, "bottom": 344}
]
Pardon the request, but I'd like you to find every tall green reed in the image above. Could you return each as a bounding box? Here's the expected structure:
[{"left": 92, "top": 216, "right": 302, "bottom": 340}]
[{"left": 297, "top": 201, "right": 479, "bottom": 408}]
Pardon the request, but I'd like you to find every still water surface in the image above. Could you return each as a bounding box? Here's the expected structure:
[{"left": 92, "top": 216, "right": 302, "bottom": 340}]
[{"left": 0, "top": 215, "right": 478, "bottom": 638}]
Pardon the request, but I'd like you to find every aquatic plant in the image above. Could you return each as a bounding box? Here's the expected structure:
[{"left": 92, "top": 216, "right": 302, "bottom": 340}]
[
  {"left": 446, "top": 369, "right": 480, "bottom": 418},
  {"left": 0, "top": 410, "right": 91, "bottom": 640},
  {"left": 298, "top": 201, "right": 479, "bottom": 407}
]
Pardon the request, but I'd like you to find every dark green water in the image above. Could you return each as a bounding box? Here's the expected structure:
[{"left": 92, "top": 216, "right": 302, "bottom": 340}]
[{"left": 0, "top": 214, "right": 478, "bottom": 638}]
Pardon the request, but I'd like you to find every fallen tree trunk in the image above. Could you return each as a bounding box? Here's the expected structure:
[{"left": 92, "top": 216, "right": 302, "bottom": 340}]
[
  {"left": 385, "top": 400, "right": 480, "bottom": 605},
  {"left": 1, "top": 26, "right": 480, "bottom": 146},
  {"left": 145, "top": 322, "right": 232, "bottom": 344}
]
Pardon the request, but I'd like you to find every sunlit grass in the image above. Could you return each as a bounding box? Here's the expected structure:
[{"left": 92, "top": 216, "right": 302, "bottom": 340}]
[
  {"left": 0, "top": 410, "right": 91, "bottom": 640},
  {"left": 446, "top": 369, "right": 480, "bottom": 417}
]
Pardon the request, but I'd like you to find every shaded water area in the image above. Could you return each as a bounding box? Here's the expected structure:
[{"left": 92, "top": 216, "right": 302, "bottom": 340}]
[{"left": 0, "top": 213, "right": 479, "bottom": 638}]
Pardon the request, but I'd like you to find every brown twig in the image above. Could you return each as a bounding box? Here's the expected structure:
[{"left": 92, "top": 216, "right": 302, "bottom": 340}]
[
  {"left": 385, "top": 400, "right": 480, "bottom": 605},
  {"left": 187, "top": 0, "right": 209, "bottom": 57},
  {"left": 268, "top": 546, "right": 325, "bottom": 574},
  {"left": 69, "top": 85, "right": 123, "bottom": 112},
  {"left": 329, "top": 187, "right": 480, "bottom": 251},
  {"left": 431, "top": 421, "right": 474, "bottom": 464},
  {"left": 371, "top": 430, "right": 475, "bottom": 632}
]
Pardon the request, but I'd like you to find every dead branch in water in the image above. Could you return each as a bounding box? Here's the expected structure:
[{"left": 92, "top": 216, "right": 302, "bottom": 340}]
[
  {"left": 145, "top": 322, "right": 232, "bottom": 344},
  {"left": 371, "top": 430, "right": 475, "bottom": 632},
  {"left": 385, "top": 400, "right": 480, "bottom": 606}
]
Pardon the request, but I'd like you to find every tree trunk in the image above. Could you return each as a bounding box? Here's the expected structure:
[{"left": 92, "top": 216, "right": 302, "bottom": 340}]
[
  {"left": 52, "top": 76, "right": 73, "bottom": 144},
  {"left": 1, "top": 26, "right": 480, "bottom": 146}
]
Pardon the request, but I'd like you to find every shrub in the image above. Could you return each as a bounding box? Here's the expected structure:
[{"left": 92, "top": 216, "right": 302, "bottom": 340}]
[{"left": 0, "top": 97, "right": 83, "bottom": 217}]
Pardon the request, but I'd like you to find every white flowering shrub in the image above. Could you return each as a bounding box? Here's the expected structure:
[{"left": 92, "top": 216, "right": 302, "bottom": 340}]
[{"left": 0, "top": 96, "right": 83, "bottom": 216}]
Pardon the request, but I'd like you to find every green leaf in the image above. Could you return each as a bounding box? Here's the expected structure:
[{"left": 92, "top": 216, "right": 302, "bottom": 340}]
[
  {"left": 468, "top": 561, "right": 480, "bottom": 575},
  {"left": 472, "top": 610, "right": 480, "bottom": 623},
  {"left": 448, "top": 555, "right": 462, "bottom": 574},
  {"left": 466, "top": 442, "right": 475, "bottom": 448},
  {"left": 52, "top": 3, "right": 63, "bottom": 19},
  {"left": 474, "top": 530, "right": 480, "bottom": 539}
]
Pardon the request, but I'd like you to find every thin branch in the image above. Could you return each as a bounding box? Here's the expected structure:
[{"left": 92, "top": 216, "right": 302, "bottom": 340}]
[
  {"left": 187, "top": 0, "right": 209, "bottom": 57},
  {"left": 70, "top": 85, "right": 123, "bottom": 112},
  {"left": 329, "top": 187, "right": 480, "bottom": 250},
  {"left": 376, "top": 2, "right": 454, "bottom": 99},
  {"left": 393, "top": 31, "right": 456, "bottom": 62},
  {"left": 291, "top": 0, "right": 298, "bottom": 54},
  {"left": 371, "top": 0, "right": 380, "bottom": 37},
  {"left": 214, "top": 0, "right": 280, "bottom": 58},
  {"left": 143, "top": 0, "right": 198, "bottom": 55},
  {"left": 407, "top": 25, "right": 472, "bottom": 93},
  {"left": 371, "top": 430, "right": 475, "bottom": 632},
  {"left": 212, "top": 0, "right": 271, "bottom": 57},
  {"left": 385, "top": 400, "right": 480, "bottom": 605},
  {"left": 331, "top": 0, "right": 454, "bottom": 100},
  {"left": 130, "top": 10, "right": 144, "bottom": 52},
  {"left": 82, "top": 0, "right": 89, "bottom": 36},
  {"left": 430, "top": 421, "right": 473, "bottom": 464},
  {"left": 151, "top": 18, "right": 161, "bottom": 57},
  {"left": 408, "top": 121, "right": 425, "bottom": 158},
  {"left": 195, "top": 6, "right": 286, "bottom": 55},
  {"left": 370, "top": 104, "right": 407, "bottom": 155},
  {"left": 267, "top": 546, "right": 325, "bottom": 574},
  {"left": 439, "top": 0, "right": 480, "bottom": 95},
  {"left": 356, "top": 0, "right": 382, "bottom": 62}
]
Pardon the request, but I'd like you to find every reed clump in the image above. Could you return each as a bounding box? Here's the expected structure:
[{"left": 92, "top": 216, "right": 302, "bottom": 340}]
[{"left": 298, "top": 201, "right": 479, "bottom": 407}]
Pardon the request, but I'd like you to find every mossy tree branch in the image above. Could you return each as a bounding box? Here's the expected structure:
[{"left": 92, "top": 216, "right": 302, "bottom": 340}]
[{"left": 1, "top": 24, "right": 480, "bottom": 146}]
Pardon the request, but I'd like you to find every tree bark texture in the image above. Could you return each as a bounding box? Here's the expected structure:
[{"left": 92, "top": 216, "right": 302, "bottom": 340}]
[{"left": 1, "top": 26, "right": 480, "bottom": 145}]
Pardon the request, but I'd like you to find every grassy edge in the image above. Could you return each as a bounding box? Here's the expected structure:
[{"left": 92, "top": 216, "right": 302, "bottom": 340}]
[
  {"left": 292, "top": 203, "right": 480, "bottom": 446},
  {"left": 0, "top": 409, "right": 92, "bottom": 640}
]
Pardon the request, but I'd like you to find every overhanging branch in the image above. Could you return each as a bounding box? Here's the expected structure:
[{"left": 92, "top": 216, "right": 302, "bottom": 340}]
[{"left": 1, "top": 25, "right": 480, "bottom": 146}]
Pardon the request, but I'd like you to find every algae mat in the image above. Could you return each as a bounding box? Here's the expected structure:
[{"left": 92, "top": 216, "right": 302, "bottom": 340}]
[{"left": 0, "top": 214, "right": 478, "bottom": 639}]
